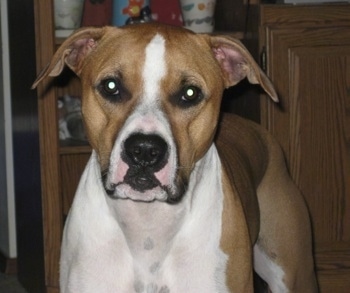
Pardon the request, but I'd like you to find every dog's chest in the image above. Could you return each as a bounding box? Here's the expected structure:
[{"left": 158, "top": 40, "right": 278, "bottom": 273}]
[
  {"left": 111, "top": 201, "right": 185, "bottom": 292},
  {"left": 110, "top": 196, "right": 229, "bottom": 293},
  {"left": 61, "top": 148, "right": 230, "bottom": 292}
]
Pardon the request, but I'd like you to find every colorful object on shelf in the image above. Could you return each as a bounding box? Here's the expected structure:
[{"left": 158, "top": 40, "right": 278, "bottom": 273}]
[
  {"left": 150, "top": 0, "right": 182, "bottom": 26},
  {"left": 125, "top": 6, "right": 152, "bottom": 25},
  {"left": 179, "top": 0, "right": 216, "bottom": 33},
  {"left": 112, "top": 0, "right": 151, "bottom": 26},
  {"left": 122, "top": 0, "right": 144, "bottom": 17},
  {"left": 81, "top": 0, "right": 113, "bottom": 26}
]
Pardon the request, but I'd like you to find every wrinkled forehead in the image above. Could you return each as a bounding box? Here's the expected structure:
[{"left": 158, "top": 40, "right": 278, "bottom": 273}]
[
  {"left": 78, "top": 25, "right": 225, "bottom": 111},
  {"left": 83, "top": 26, "right": 216, "bottom": 83}
]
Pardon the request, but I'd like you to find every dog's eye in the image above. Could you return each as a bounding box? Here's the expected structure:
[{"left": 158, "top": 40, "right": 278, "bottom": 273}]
[
  {"left": 98, "top": 78, "right": 131, "bottom": 103},
  {"left": 177, "top": 85, "right": 203, "bottom": 108},
  {"left": 182, "top": 86, "right": 200, "bottom": 101},
  {"left": 101, "top": 79, "right": 120, "bottom": 96}
]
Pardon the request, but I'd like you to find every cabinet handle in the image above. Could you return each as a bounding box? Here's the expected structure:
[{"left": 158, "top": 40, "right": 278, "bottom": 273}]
[{"left": 260, "top": 46, "right": 267, "bottom": 72}]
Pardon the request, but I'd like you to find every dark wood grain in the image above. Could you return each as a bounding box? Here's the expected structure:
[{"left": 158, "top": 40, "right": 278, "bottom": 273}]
[
  {"left": 260, "top": 4, "right": 350, "bottom": 292},
  {"left": 33, "top": 0, "right": 62, "bottom": 289}
]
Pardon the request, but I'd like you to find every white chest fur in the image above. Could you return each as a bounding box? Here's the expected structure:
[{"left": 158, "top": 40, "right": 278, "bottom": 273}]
[{"left": 60, "top": 146, "right": 229, "bottom": 293}]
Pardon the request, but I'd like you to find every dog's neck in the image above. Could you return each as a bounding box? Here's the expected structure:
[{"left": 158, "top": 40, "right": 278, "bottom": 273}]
[
  {"left": 105, "top": 169, "right": 189, "bottom": 285},
  {"left": 107, "top": 197, "right": 187, "bottom": 262},
  {"left": 105, "top": 144, "right": 224, "bottom": 275},
  {"left": 64, "top": 146, "right": 227, "bottom": 291}
]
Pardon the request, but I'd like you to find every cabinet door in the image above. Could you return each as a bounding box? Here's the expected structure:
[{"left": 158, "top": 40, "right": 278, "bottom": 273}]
[{"left": 260, "top": 5, "right": 350, "bottom": 292}]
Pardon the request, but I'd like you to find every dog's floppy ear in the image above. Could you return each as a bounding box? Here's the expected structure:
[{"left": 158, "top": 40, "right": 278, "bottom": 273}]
[
  {"left": 32, "top": 26, "right": 110, "bottom": 89},
  {"left": 210, "top": 36, "right": 278, "bottom": 102}
]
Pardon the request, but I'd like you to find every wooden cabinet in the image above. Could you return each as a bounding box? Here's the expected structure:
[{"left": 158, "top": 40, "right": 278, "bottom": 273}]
[
  {"left": 33, "top": 2, "right": 90, "bottom": 292},
  {"left": 260, "top": 4, "right": 350, "bottom": 292}
]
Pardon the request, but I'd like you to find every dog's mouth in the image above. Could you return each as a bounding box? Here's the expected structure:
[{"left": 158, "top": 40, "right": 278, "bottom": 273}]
[
  {"left": 102, "top": 171, "right": 187, "bottom": 204},
  {"left": 124, "top": 168, "right": 161, "bottom": 191}
]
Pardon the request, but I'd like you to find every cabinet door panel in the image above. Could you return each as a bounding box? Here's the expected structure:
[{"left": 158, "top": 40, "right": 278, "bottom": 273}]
[
  {"left": 288, "top": 46, "right": 350, "bottom": 244},
  {"left": 261, "top": 9, "right": 350, "bottom": 292}
]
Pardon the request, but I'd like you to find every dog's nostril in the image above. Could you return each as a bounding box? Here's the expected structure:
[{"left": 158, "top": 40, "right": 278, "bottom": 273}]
[
  {"left": 131, "top": 146, "right": 160, "bottom": 166},
  {"left": 123, "top": 133, "right": 168, "bottom": 170},
  {"left": 133, "top": 146, "right": 142, "bottom": 156}
]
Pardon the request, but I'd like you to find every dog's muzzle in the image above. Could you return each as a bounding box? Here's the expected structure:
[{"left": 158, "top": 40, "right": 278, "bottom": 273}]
[
  {"left": 103, "top": 131, "right": 187, "bottom": 203},
  {"left": 121, "top": 133, "right": 169, "bottom": 191}
]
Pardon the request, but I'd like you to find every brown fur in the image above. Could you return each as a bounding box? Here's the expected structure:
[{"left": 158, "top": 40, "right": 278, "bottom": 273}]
[{"left": 220, "top": 166, "right": 253, "bottom": 292}]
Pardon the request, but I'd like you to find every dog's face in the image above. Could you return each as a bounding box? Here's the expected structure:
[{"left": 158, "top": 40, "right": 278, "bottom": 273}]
[{"left": 33, "top": 23, "right": 277, "bottom": 203}]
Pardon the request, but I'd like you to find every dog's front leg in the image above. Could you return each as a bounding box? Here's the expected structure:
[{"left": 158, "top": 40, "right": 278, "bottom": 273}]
[
  {"left": 59, "top": 153, "right": 134, "bottom": 293},
  {"left": 219, "top": 171, "right": 254, "bottom": 293}
]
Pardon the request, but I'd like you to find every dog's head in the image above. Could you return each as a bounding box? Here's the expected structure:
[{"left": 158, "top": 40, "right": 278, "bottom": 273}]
[{"left": 33, "top": 23, "right": 277, "bottom": 203}]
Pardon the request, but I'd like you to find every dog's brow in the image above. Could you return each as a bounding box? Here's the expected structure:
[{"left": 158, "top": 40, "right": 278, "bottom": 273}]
[{"left": 142, "top": 34, "right": 167, "bottom": 103}]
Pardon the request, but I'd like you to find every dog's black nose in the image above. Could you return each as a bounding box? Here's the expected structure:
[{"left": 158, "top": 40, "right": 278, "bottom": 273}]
[
  {"left": 123, "top": 133, "right": 168, "bottom": 171},
  {"left": 122, "top": 133, "right": 169, "bottom": 191}
]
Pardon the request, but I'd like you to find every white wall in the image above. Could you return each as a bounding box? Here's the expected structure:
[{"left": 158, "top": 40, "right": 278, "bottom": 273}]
[{"left": 0, "top": 0, "right": 17, "bottom": 259}]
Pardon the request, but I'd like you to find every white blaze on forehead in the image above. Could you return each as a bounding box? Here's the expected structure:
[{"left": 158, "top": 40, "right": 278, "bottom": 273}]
[{"left": 142, "top": 34, "right": 167, "bottom": 102}]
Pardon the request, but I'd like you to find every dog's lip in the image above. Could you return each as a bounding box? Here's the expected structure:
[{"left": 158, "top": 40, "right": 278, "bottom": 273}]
[
  {"left": 104, "top": 181, "right": 169, "bottom": 202},
  {"left": 102, "top": 169, "right": 164, "bottom": 197},
  {"left": 124, "top": 172, "right": 160, "bottom": 192},
  {"left": 103, "top": 175, "right": 184, "bottom": 203}
]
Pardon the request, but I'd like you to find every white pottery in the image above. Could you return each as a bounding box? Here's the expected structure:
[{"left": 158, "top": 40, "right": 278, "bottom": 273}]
[
  {"left": 54, "top": 0, "right": 84, "bottom": 29},
  {"left": 180, "top": 0, "right": 216, "bottom": 33}
]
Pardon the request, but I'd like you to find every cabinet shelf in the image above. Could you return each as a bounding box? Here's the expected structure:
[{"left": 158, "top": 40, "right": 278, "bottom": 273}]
[{"left": 59, "top": 144, "right": 91, "bottom": 155}]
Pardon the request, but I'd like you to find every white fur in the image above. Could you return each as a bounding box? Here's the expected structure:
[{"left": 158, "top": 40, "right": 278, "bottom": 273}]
[
  {"left": 143, "top": 34, "right": 166, "bottom": 103},
  {"left": 253, "top": 244, "right": 288, "bottom": 292},
  {"left": 60, "top": 152, "right": 134, "bottom": 292},
  {"left": 60, "top": 146, "right": 230, "bottom": 293}
]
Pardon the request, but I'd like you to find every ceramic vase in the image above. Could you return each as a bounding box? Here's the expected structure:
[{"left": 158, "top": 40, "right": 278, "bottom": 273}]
[
  {"left": 54, "top": 0, "right": 84, "bottom": 30},
  {"left": 180, "top": 0, "right": 216, "bottom": 33}
]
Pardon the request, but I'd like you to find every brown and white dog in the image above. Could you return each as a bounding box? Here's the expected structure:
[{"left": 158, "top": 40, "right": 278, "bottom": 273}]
[{"left": 33, "top": 23, "right": 318, "bottom": 293}]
